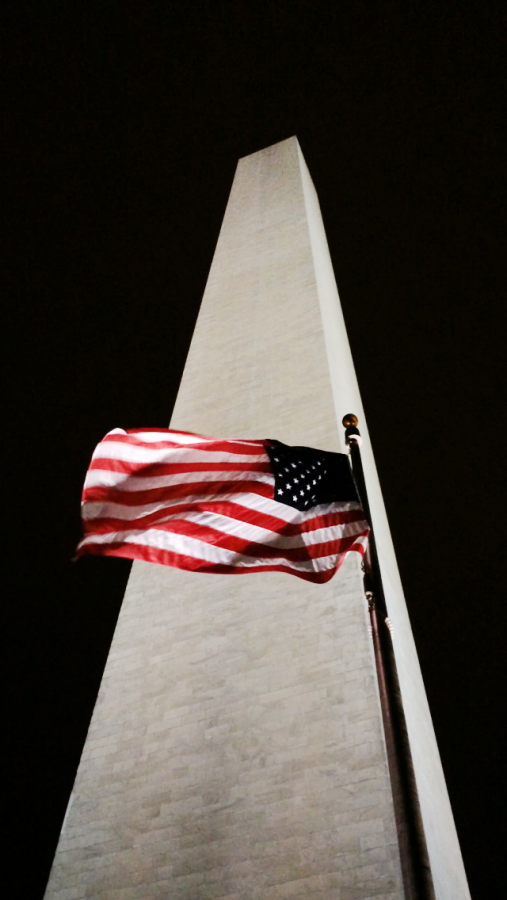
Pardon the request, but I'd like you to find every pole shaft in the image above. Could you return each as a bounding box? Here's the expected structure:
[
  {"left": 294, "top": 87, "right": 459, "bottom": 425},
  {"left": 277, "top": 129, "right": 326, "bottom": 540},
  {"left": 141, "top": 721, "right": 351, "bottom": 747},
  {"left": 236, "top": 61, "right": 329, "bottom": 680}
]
[{"left": 346, "top": 429, "right": 435, "bottom": 900}]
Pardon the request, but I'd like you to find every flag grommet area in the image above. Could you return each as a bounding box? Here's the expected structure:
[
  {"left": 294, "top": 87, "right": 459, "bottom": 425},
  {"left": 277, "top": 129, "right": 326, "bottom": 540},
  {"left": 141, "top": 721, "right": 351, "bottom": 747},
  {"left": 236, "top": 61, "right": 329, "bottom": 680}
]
[{"left": 77, "top": 429, "right": 370, "bottom": 583}]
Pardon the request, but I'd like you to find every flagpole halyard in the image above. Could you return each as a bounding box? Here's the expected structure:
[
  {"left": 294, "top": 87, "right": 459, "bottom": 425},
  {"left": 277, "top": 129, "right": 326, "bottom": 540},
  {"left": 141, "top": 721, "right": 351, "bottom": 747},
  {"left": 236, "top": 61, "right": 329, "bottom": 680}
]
[{"left": 342, "top": 415, "right": 435, "bottom": 900}]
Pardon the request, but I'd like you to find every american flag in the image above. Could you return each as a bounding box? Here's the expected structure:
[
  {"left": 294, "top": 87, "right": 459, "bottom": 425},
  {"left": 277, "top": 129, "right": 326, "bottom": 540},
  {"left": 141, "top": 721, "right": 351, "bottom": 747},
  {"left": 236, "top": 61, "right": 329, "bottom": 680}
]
[{"left": 77, "top": 428, "right": 370, "bottom": 583}]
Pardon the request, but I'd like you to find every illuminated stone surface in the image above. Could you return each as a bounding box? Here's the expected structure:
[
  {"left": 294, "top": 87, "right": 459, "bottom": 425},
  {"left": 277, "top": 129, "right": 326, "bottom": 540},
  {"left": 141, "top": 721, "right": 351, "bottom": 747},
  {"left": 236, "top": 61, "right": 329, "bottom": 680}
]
[{"left": 45, "top": 138, "right": 468, "bottom": 899}]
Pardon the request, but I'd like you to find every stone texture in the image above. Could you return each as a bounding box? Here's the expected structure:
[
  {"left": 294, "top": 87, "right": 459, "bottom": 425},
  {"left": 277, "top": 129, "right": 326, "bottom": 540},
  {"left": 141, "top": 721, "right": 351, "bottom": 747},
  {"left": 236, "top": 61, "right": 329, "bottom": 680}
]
[
  {"left": 45, "top": 138, "right": 468, "bottom": 899},
  {"left": 47, "top": 556, "right": 401, "bottom": 900}
]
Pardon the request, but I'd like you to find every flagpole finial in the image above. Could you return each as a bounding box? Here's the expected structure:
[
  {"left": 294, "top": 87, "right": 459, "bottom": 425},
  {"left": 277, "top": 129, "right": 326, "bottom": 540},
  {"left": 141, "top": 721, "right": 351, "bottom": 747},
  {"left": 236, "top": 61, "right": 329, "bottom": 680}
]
[{"left": 342, "top": 413, "right": 362, "bottom": 446}]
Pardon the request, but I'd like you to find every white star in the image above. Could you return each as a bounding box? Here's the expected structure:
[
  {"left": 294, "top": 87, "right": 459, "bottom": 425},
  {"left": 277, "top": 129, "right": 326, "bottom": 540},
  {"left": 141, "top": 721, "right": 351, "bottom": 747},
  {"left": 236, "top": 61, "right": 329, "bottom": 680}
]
[
  {"left": 286, "top": 483, "right": 291, "bottom": 490},
  {"left": 291, "top": 463, "right": 296, "bottom": 468},
  {"left": 293, "top": 495, "right": 297, "bottom": 501},
  {"left": 274, "top": 457, "right": 279, "bottom": 462},
  {"left": 294, "top": 477, "right": 299, "bottom": 483},
  {"left": 284, "top": 467, "right": 289, "bottom": 472},
  {"left": 312, "top": 479, "right": 316, "bottom": 485},
  {"left": 306, "top": 484, "right": 310, "bottom": 491},
  {"left": 277, "top": 489, "right": 283, "bottom": 495},
  {"left": 300, "top": 490, "right": 304, "bottom": 496}
]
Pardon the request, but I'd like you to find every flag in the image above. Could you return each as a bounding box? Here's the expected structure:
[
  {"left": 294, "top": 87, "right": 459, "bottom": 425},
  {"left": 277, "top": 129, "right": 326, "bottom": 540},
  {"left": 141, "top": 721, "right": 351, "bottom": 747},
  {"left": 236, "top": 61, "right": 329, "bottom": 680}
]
[{"left": 76, "top": 428, "right": 370, "bottom": 583}]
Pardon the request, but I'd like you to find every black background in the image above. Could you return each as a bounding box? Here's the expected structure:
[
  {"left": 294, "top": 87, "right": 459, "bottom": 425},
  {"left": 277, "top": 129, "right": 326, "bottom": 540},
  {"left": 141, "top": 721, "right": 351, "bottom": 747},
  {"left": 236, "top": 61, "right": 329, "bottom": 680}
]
[{"left": 5, "top": 4, "right": 505, "bottom": 898}]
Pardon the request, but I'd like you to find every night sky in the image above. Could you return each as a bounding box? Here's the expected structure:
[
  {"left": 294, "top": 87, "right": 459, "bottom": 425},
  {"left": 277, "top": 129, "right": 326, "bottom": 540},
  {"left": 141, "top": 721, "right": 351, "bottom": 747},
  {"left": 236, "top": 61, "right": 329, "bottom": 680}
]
[{"left": 6, "top": 5, "right": 505, "bottom": 898}]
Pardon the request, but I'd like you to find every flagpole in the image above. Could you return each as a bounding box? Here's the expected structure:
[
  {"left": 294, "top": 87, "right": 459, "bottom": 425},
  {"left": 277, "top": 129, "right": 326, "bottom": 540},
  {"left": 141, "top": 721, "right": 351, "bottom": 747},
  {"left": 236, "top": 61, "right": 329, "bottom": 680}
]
[{"left": 342, "top": 415, "right": 435, "bottom": 900}]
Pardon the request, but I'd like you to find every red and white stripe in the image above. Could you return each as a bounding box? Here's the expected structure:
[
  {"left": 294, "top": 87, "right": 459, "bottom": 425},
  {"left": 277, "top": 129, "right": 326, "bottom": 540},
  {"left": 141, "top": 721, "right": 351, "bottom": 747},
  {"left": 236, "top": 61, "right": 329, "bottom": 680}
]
[{"left": 77, "top": 428, "right": 370, "bottom": 583}]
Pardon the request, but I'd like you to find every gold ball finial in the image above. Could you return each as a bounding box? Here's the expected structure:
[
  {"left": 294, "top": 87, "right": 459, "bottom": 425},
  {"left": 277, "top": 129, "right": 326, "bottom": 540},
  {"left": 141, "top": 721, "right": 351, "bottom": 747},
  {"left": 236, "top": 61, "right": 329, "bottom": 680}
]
[{"left": 342, "top": 413, "right": 359, "bottom": 428}]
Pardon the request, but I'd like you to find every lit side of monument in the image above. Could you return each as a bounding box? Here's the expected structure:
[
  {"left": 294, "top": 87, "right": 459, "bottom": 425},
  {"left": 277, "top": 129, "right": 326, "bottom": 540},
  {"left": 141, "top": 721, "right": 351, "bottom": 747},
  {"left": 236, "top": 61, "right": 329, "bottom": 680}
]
[{"left": 45, "top": 138, "right": 469, "bottom": 899}]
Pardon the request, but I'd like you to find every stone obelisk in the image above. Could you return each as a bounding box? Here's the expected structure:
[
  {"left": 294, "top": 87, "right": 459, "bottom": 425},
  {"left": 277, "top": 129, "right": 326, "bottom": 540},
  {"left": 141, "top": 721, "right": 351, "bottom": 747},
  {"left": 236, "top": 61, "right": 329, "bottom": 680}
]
[{"left": 45, "top": 138, "right": 470, "bottom": 899}]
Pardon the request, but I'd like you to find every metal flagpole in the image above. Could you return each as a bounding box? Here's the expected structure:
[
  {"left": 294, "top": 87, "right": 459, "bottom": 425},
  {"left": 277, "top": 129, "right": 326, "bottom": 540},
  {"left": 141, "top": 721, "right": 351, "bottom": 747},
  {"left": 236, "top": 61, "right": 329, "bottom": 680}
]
[{"left": 342, "top": 414, "right": 435, "bottom": 900}]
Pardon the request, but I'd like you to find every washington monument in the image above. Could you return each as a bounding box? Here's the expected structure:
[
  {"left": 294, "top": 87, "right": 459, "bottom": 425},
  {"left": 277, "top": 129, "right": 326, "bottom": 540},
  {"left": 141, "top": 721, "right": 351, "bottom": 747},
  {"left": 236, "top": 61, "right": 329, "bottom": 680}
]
[{"left": 45, "top": 138, "right": 470, "bottom": 899}]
